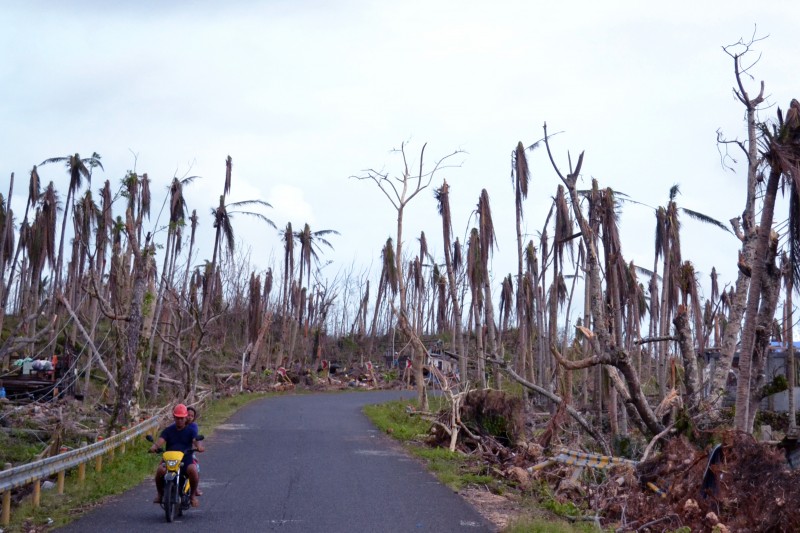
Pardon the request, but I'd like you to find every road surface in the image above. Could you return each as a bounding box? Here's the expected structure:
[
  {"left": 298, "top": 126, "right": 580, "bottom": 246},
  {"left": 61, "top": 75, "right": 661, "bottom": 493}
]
[{"left": 57, "top": 391, "right": 495, "bottom": 532}]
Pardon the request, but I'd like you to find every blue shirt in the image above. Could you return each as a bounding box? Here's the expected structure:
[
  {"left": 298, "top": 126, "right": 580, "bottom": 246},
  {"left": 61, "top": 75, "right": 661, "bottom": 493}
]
[{"left": 160, "top": 423, "right": 198, "bottom": 465}]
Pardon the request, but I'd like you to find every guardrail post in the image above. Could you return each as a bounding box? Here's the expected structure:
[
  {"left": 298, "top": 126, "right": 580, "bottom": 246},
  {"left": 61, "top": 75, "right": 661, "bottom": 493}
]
[
  {"left": 95, "top": 436, "right": 104, "bottom": 472},
  {"left": 120, "top": 427, "right": 127, "bottom": 454},
  {"left": 56, "top": 446, "right": 67, "bottom": 494},
  {"left": 2, "top": 462, "right": 11, "bottom": 526},
  {"left": 109, "top": 431, "right": 116, "bottom": 461},
  {"left": 32, "top": 479, "right": 41, "bottom": 507},
  {"left": 78, "top": 441, "right": 87, "bottom": 486}
]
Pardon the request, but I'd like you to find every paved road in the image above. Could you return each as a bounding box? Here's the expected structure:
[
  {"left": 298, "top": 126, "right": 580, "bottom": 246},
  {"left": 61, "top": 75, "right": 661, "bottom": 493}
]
[{"left": 57, "top": 391, "right": 495, "bottom": 532}]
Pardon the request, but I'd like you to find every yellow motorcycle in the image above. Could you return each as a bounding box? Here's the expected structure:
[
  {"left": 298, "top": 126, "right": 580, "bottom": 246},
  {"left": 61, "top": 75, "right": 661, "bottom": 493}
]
[{"left": 146, "top": 434, "right": 204, "bottom": 522}]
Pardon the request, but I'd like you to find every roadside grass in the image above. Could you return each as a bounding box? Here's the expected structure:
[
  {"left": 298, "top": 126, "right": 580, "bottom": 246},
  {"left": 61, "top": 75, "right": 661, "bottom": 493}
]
[
  {"left": 3, "top": 391, "right": 273, "bottom": 532},
  {"left": 364, "top": 399, "right": 604, "bottom": 533}
]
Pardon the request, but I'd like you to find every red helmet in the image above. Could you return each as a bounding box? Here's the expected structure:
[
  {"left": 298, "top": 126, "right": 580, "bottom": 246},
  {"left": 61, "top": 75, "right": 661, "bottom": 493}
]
[{"left": 173, "top": 404, "right": 188, "bottom": 418}]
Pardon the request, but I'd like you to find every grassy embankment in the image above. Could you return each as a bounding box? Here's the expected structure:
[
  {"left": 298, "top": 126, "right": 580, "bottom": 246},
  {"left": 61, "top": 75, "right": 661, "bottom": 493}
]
[
  {"left": 363, "top": 399, "right": 602, "bottom": 533},
  {"left": 2, "top": 392, "right": 273, "bottom": 532}
]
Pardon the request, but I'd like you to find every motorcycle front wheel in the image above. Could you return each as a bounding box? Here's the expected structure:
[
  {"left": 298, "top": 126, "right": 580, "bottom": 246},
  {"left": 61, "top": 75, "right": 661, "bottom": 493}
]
[{"left": 164, "top": 482, "right": 179, "bottom": 522}]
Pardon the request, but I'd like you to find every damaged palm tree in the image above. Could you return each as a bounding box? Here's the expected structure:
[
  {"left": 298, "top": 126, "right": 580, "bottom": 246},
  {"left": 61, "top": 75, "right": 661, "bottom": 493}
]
[
  {"left": 542, "top": 124, "right": 664, "bottom": 438},
  {"left": 734, "top": 96, "right": 800, "bottom": 432},
  {"left": 435, "top": 180, "right": 467, "bottom": 383}
]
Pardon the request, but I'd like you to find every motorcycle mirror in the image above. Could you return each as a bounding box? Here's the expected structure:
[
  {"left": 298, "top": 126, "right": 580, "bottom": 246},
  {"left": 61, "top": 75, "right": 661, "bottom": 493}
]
[
  {"left": 196, "top": 435, "right": 205, "bottom": 441},
  {"left": 146, "top": 435, "right": 154, "bottom": 442}
]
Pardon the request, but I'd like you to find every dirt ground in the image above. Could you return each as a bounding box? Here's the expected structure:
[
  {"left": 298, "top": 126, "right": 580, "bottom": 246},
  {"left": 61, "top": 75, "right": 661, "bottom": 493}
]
[{"left": 459, "top": 487, "right": 522, "bottom": 531}]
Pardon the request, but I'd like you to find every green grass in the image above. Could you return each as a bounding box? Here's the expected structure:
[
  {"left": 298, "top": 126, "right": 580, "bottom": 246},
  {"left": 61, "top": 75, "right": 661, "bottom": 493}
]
[
  {"left": 504, "top": 517, "right": 600, "bottom": 533},
  {"left": 410, "top": 446, "right": 465, "bottom": 488},
  {"left": 2, "top": 391, "right": 273, "bottom": 532},
  {"left": 363, "top": 400, "right": 433, "bottom": 441}
]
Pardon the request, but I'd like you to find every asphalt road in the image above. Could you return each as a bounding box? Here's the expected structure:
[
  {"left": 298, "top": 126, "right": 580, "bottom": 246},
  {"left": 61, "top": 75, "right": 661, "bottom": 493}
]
[{"left": 57, "top": 391, "right": 496, "bottom": 532}]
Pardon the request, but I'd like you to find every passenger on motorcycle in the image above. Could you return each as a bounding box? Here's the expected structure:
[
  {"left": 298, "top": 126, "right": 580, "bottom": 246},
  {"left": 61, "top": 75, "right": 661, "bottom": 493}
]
[
  {"left": 186, "top": 406, "right": 203, "bottom": 496},
  {"left": 150, "top": 403, "right": 204, "bottom": 507}
]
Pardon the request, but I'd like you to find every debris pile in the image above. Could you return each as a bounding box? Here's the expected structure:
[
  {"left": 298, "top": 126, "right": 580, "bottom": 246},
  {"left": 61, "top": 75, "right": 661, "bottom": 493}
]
[
  {"left": 595, "top": 431, "right": 800, "bottom": 532},
  {"left": 421, "top": 391, "right": 800, "bottom": 532}
]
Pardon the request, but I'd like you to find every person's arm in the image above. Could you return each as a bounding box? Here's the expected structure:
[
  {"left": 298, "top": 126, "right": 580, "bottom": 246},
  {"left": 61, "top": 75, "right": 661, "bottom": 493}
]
[
  {"left": 150, "top": 437, "right": 166, "bottom": 453},
  {"left": 189, "top": 425, "right": 204, "bottom": 452}
]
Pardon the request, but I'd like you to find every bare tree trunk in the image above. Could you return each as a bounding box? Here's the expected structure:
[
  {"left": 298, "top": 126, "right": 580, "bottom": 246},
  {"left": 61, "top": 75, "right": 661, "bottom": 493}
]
[
  {"left": 483, "top": 277, "right": 500, "bottom": 389},
  {"left": 0, "top": 173, "right": 14, "bottom": 339},
  {"left": 787, "top": 273, "right": 797, "bottom": 435},
  {"left": 673, "top": 306, "right": 701, "bottom": 412},
  {"left": 735, "top": 167, "right": 780, "bottom": 431},
  {"left": 745, "top": 237, "right": 782, "bottom": 431},
  {"left": 111, "top": 218, "right": 152, "bottom": 428}
]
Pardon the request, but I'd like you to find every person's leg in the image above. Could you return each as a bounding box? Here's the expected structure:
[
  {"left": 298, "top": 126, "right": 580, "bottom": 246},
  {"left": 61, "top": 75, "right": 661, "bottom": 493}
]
[
  {"left": 193, "top": 459, "right": 203, "bottom": 495},
  {"left": 186, "top": 464, "right": 200, "bottom": 506},
  {"left": 154, "top": 464, "right": 166, "bottom": 503}
]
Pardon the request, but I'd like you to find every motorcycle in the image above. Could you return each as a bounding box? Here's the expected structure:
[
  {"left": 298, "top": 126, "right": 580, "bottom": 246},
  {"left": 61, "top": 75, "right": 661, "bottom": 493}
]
[{"left": 146, "top": 434, "right": 204, "bottom": 522}]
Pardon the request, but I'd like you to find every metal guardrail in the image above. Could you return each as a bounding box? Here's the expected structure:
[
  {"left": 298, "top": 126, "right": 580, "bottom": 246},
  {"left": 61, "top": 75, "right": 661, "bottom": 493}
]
[
  {"left": 0, "top": 415, "right": 160, "bottom": 525},
  {"left": 529, "top": 448, "right": 638, "bottom": 472}
]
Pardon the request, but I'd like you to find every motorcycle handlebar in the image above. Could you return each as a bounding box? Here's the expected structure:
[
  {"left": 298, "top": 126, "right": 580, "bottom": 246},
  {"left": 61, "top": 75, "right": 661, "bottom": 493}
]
[{"left": 146, "top": 433, "right": 204, "bottom": 454}]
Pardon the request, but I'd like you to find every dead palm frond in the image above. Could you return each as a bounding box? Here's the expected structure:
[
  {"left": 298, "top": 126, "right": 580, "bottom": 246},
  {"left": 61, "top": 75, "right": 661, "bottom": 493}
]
[
  {"left": 418, "top": 231, "right": 430, "bottom": 264},
  {"left": 452, "top": 238, "right": 462, "bottom": 274},
  {"left": 477, "top": 189, "right": 496, "bottom": 269},
  {"left": 224, "top": 155, "right": 232, "bottom": 197},
  {"left": 680, "top": 207, "right": 732, "bottom": 234},
  {"left": 140, "top": 173, "right": 151, "bottom": 220},
  {"left": 39, "top": 183, "right": 58, "bottom": 269},
  {"left": 28, "top": 166, "right": 41, "bottom": 208},
  {"left": 467, "top": 227, "right": 484, "bottom": 308},
  {"left": 499, "top": 274, "right": 514, "bottom": 327},
  {"left": 511, "top": 141, "right": 530, "bottom": 215}
]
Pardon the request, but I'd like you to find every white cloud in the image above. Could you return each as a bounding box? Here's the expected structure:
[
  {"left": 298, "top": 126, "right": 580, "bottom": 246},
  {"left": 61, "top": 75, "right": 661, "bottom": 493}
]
[{"left": 268, "top": 184, "right": 316, "bottom": 228}]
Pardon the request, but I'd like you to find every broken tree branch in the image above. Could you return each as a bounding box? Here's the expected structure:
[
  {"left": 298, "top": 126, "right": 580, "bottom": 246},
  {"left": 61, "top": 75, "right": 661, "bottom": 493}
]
[
  {"left": 486, "top": 354, "right": 610, "bottom": 455},
  {"left": 57, "top": 292, "right": 117, "bottom": 387}
]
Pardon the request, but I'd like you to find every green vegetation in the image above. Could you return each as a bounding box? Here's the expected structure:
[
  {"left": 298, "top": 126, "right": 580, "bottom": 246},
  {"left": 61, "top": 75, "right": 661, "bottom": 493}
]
[
  {"left": 3, "top": 392, "right": 272, "bottom": 532},
  {"left": 538, "top": 484, "right": 581, "bottom": 518},
  {"left": 0, "top": 430, "right": 49, "bottom": 465}
]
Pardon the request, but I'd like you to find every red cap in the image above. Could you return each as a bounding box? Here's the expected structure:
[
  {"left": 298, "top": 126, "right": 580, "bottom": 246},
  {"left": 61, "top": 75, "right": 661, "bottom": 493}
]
[{"left": 173, "top": 404, "right": 188, "bottom": 418}]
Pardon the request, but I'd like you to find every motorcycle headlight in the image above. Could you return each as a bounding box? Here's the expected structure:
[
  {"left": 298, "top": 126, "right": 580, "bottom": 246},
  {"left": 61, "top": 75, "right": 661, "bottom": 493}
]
[{"left": 166, "top": 459, "right": 179, "bottom": 468}]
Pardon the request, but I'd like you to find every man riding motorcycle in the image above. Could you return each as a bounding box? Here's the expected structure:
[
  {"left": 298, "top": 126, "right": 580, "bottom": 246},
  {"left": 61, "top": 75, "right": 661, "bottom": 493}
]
[{"left": 150, "top": 403, "right": 204, "bottom": 507}]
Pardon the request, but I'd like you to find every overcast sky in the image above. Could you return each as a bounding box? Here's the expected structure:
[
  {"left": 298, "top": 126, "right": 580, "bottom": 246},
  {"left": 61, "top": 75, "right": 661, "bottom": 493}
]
[{"left": 2, "top": 1, "right": 799, "bottom": 303}]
